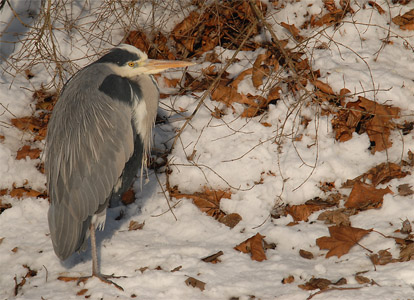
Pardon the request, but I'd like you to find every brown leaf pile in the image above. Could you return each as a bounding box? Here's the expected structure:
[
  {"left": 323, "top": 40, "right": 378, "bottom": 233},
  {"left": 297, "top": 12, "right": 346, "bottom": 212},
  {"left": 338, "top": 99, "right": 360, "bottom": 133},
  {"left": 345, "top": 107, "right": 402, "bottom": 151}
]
[
  {"left": 332, "top": 96, "right": 400, "bottom": 153},
  {"left": 127, "top": 0, "right": 266, "bottom": 60}
]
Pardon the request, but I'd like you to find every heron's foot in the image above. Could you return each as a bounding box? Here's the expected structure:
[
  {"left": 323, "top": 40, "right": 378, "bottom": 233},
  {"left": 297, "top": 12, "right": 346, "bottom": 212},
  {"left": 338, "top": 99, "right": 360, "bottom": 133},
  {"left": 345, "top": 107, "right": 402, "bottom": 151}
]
[
  {"left": 58, "top": 273, "right": 125, "bottom": 291},
  {"left": 90, "top": 272, "right": 125, "bottom": 291}
]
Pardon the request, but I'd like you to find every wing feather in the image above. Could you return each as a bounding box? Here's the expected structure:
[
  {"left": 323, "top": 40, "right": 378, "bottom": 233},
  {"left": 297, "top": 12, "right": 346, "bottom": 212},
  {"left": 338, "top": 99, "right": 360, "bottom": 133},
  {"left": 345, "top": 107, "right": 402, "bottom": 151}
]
[{"left": 46, "top": 66, "right": 136, "bottom": 259}]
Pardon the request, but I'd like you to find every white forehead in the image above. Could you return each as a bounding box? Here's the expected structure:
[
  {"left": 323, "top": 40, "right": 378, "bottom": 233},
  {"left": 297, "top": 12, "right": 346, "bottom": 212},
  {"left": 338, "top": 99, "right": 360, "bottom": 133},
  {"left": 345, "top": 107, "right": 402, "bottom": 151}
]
[{"left": 116, "top": 44, "right": 148, "bottom": 60}]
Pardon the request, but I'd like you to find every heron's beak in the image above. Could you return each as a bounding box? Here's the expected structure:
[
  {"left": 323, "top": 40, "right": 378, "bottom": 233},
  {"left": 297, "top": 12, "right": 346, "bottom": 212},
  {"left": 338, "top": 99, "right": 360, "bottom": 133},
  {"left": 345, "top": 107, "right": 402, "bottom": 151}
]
[{"left": 143, "top": 59, "right": 195, "bottom": 74}]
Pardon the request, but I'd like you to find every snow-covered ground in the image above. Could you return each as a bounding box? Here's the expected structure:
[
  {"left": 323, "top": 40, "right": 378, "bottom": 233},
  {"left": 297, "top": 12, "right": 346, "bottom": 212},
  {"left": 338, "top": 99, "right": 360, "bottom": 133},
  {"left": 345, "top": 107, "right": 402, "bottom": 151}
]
[{"left": 2, "top": 0, "right": 414, "bottom": 299}]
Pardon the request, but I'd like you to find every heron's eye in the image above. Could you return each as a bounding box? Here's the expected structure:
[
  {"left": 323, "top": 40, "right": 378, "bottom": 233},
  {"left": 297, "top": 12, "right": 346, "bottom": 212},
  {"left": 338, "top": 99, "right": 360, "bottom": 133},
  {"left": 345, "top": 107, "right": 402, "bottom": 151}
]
[{"left": 128, "top": 62, "right": 135, "bottom": 67}]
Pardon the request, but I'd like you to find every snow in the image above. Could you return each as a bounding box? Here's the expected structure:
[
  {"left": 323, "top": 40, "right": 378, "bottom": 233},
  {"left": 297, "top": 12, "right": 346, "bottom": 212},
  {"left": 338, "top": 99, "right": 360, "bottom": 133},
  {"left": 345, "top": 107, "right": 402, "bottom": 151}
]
[{"left": 2, "top": 0, "right": 414, "bottom": 299}]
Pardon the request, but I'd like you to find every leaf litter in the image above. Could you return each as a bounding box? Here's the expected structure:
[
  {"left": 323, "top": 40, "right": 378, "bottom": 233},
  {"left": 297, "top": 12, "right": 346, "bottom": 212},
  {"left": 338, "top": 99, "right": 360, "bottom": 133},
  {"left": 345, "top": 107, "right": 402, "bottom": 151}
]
[{"left": 3, "top": 0, "right": 414, "bottom": 299}]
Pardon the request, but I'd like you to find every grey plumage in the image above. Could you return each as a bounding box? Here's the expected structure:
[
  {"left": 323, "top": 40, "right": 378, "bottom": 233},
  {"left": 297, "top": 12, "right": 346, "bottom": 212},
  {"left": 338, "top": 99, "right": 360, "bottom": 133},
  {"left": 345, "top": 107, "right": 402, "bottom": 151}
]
[{"left": 45, "top": 44, "right": 193, "bottom": 272}]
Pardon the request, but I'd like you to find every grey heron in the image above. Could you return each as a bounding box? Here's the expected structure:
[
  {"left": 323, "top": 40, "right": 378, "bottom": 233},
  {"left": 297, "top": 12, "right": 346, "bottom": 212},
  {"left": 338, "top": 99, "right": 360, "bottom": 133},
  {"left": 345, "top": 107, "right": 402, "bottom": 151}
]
[{"left": 45, "top": 44, "right": 193, "bottom": 289}]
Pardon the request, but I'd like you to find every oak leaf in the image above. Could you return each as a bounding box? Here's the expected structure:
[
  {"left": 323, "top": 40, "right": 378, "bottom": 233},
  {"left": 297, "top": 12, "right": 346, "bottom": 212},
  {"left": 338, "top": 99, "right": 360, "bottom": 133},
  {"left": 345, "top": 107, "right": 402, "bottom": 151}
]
[{"left": 316, "top": 226, "right": 372, "bottom": 258}]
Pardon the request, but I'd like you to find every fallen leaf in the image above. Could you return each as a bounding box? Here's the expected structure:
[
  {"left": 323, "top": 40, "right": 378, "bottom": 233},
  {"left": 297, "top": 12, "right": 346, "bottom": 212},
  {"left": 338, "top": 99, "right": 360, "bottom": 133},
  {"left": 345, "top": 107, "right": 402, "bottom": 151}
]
[
  {"left": 299, "top": 249, "right": 314, "bottom": 259},
  {"left": 316, "top": 226, "right": 372, "bottom": 258},
  {"left": 317, "top": 208, "right": 352, "bottom": 226},
  {"left": 185, "top": 277, "right": 206, "bottom": 291},
  {"left": 121, "top": 189, "right": 135, "bottom": 205},
  {"left": 401, "top": 219, "right": 412, "bottom": 234},
  {"left": 9, "top": 188, "right": 43, "bottom": 199},
  {"left": 282, "top": 275, "right": 295, "bottom": 284},
  {"left": 298, "top": 277, "right": 332, "bottom": 290},
  {"left": 170, "top": 266, "right": 182, "bottom": 272},
  {"left": 312, "top": 9, "right": 345, "bottom": 27},
  {"left": 286, "top": 204, "right": 325, "bottom": 222},
  {"left": 368, "top": 1, "right": 385, "bottom": 14},
  {"left": 171, "top": 187, "right": 241, "bottom": 228},
  {"left": 344, "top": 182, "right": 392, "bottom": 210},
  {"left": 332, "top": 97, "right": 400, "bottom": 153},
  {"left": 77, "top": 289, "right": 88, "bottom": 296},
  {"left": 392, "top": 9, "right": 414, "bottom": 29},
  {"left": 16, "top": 145, "right": 41, "bottom": 160},
  {"left": 286, "top": 197, "right": 338, "bottom": 222},
  {"left": 0, "top": 199, "right": 12, "bottom": 214},
  {"left": 369, "top": 249, "right": 394, "bottom": 265},
  {"left": 128, "top": 220, "right": 145, "bottom": 231},
  {"left": 400, "top": 243, "right": 414, "bottom": 261},
  {"left": 201, "top": 251, "right": 224, "bottom": 264},
  {"left": 281, "top": 22, "right": 304, "bottom": 41},
  {"left": 324, "top": 0, "right": 338, "bottom": 12},
  {"left": 311, "top": 80, "right": 335, "bottom": 95},
  {"left": 398, "top": 184, "right": 414, "bottom": 196},
  {"left": 234, "top": 233, "right": 267, "bottom": 262},
  {"left": 355, "top": 275, "right": 370, "bottom": 284}
]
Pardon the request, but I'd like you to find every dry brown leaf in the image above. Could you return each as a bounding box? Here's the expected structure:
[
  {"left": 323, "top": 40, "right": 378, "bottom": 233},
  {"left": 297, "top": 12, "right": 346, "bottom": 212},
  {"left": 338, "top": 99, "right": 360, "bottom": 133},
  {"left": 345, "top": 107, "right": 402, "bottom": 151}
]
[
  {"left": 128, "top": 220, "right": 145, "bottom": 231},
  {"left": 282, "top": 275, "right": 295, "bottom": 284},
  {"left": 324, "top": 0, "right": 338, "bottom": 12},
  {"left": 316, "top": 226, "right": 372, "bottom": 258},
  {"left": 77, "top": 289, "right": 88, "bottom": 296},
  {"left": 312, "top": 9, "right": 345, "bottom": 27},
  {"left": 401, "top": 219, "right": 412, "bottom": 234},
  {"left": 358, "top": 97, "right": 400, "bottom": 152},
  {"left": 332, "top": 97, "right": 400, "bottom": 153},
  {"left": 0, "top": 198, "right": 12, "bottom": 213},
  {"left": 298, "top": 277, "right": 332, "bottom": 290},
  {"left": 369, "top": 249, "right": 394, "bottom": 265},
  {"left": 125, "top": 30, "right": 150, "bottom": 53},
  {"left": 392, "top": 9, "right": 414, "bottom": 29},
  {"left": 286, "top": 204, "right": 325, "bottom": 222},
  {"left": 355, "top": 275, "right": 370, "bottom": 284},
  {"left": 317, "top": 209, "right": 351, "bottom": 226},
  {"left": 16, "top": 145, "right": 41, "bottom": 160},
  {"left": 121, "top": 189, "right": 135, "bottom": 205},
  {"left": 344, "top": 182, "right": 392, "bottom": 210},
  {"left": 368, "top": 1, "right": 385, "bottom": 14},
  {"left": 9, "top": 188, "right": 43, "bottom": 199},
  {"left": 400, "top": 243, "right": 414, "bottom": 261},
  {"left": 281, "top": 22, "right": 304, "bottom": 41},
  {"left": 367, "top": 162, "right": 409, "bottom": 186},
  {"left": 311, "top": 80, "right": 335, "bottom": 95},
  {"left": 171, "top": 266, "right": 182, "bottom": 272},
  {"left": 398, "top": 184, "right": 414, "bottom": 196},
  {"left": 185, "top": 277, "right": 206, "bottom": 291},
  {"left": 201, "top": 251, "right": 224, "bottom": 264},
  {"left": 286, "top": 196, "right": 338, "bottom": 222},
  {"left": 299, "top": 249, "right": 314, "bottom": 259},
  {"left": 234, "top": 233, "right": 267, "bottom": 262},
  {"left": 230, "top": 68, "right": 253, "bottom": 88},
  {"left": 171, "top": 187, "right": 241, "bottom": 228}
]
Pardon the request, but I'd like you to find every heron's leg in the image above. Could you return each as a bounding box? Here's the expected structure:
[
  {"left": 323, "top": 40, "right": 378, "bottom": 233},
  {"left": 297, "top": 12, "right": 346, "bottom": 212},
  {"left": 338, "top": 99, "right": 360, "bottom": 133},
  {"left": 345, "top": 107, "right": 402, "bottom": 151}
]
[
  {"left": 90, "top": 222, "right": 99, "bottom": 276},
  {"left": 76, "top": 222, "right": 125, "bottom": 291}
]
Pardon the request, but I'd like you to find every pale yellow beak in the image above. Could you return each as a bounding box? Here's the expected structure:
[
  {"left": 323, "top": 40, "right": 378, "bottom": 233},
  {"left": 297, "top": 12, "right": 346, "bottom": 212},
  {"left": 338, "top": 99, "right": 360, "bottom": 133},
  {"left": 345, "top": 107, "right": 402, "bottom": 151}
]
[{"left": 143, "top": 59, "right": 195, "bottom": 73}]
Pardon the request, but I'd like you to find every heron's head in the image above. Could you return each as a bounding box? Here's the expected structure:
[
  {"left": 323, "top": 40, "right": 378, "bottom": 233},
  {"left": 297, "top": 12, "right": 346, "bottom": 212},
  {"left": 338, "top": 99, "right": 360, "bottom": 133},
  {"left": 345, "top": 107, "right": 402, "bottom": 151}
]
[{"left": 96, "top": 44, "right": 194, "bottom": 77}]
